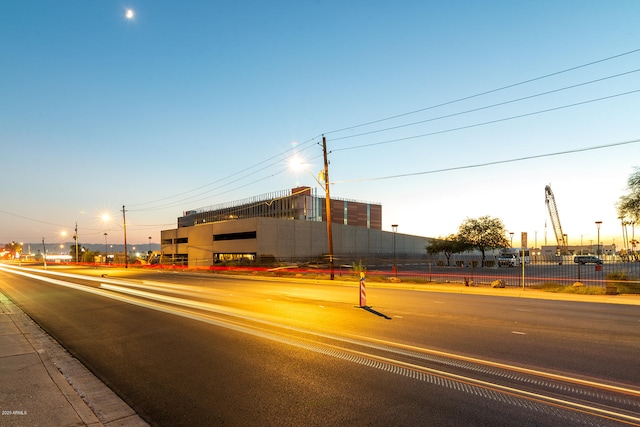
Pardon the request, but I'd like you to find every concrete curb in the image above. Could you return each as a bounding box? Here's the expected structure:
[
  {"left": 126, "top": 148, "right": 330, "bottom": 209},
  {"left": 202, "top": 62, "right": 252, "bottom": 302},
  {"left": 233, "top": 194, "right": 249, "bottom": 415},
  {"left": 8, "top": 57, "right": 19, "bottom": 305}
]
[{"left": 0, "top": 291, "right": 149, "bottom": 427}]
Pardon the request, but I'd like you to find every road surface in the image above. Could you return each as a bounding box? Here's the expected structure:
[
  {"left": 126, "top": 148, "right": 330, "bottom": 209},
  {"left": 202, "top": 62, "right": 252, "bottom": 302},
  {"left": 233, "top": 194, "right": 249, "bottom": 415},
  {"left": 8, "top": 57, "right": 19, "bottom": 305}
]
[{"left": 1, "top": 264, "right": 639, "bottom": 426}]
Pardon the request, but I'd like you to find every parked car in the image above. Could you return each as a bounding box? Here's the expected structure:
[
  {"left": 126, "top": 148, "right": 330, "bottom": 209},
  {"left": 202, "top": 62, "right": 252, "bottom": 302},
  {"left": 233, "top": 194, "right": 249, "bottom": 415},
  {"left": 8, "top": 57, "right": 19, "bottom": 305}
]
[{"left": 573, "top": 255, "right": 603, "bottom": 265}]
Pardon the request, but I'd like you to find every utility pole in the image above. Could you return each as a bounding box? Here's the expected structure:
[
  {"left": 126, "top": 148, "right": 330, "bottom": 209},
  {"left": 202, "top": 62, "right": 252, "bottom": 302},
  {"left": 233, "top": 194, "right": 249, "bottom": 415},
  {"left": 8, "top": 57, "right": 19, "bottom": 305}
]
[
  {"left": 595, "top": 221, "right": 602, "bottom": 257},
  {"left": 322, "top": 135, "right": 334, "bottom": 280},
  {"left": 122, "top": 205, "right": 128, "bottom": 268},
  {"left": 392, "top": 224, "right": 398, "bottom": 276},
  {"left": 74, "top": 222, "right": 79, "bottom": 264},
  {"left": 42, "top": 237, "right": 47, "bottom": 269}
]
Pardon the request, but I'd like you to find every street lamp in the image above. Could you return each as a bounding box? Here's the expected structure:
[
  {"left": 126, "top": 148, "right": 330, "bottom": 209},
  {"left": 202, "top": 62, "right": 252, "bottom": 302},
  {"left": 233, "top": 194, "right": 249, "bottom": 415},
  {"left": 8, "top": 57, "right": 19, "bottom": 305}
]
[
  {"left": 122, "top": 205, "right": 128, "bottom": 268},
  {"left": 290, "top": 139, "right": 334, "bottom": 280},
  {"left": 392, "top": 224, "right": 398, "bottom": 276},
  {"left": 321, "top": 137, "right": 334, "bottom": 279},
  {"left": 509, "top": 232, "right": 514, "bottom": 248},
  {"left": 595, "top": 221, "right": 602, "bottom": 257},
  {"left": 104, "top": 233, "right": 108, "bottom": 263},
  {"left": 102, "top": 211, "right": 127, "bottom": 267},
  {"left": 42, "top": 237, "right": 47, "bottom": 269},
  {"left": 73, "top": 222, "right": 79, "bottom": 263}
]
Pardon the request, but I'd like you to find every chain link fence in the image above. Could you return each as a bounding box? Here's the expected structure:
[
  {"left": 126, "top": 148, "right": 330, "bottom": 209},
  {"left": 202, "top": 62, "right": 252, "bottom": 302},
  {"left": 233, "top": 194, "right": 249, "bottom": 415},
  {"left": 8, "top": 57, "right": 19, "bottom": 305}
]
[{"left": 157, "top": 253, "right": 640, "bottom": 294}]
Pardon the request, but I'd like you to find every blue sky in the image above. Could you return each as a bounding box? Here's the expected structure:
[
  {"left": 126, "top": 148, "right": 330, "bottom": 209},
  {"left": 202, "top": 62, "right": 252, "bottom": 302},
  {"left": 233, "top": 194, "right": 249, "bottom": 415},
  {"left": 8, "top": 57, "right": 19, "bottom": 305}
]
[{"left": 1, "top": 1, "right": 639, "bottom": 250}]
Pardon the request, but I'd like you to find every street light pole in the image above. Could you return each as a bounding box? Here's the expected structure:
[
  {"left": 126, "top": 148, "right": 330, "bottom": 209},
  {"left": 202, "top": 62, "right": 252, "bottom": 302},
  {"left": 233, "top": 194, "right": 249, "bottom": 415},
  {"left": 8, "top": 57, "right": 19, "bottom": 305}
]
[
  {"left": 42, "top": 237, "right": 47, "bottom": 269},
  {"left": 595, "top": 221, "right": 602, "bottom": 257},
  {"left": 509, "top": 232, "right": 514, "bottom": 248},
  {"left": 74, "top": 222, "right": 79, "bottom": 264},
  {"left": 104, "top": 233, "right": 108, "bottom": 263},
  {"left": 392, "top": 224, "right": 398, "bottom": 276},
  {"left": 322, "top": 136, "right": 334, "bottom": 280},
  {"left": 122, "top": 205, "right": 128, "bottom": 268}
]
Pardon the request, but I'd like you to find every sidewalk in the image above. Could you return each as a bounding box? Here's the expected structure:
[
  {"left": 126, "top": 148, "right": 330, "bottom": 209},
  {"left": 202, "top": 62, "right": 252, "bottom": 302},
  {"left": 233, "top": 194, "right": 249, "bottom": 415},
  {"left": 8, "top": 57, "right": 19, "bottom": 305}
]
[{"left": 0, "top": 291, "right": 148, "bottom": 427}]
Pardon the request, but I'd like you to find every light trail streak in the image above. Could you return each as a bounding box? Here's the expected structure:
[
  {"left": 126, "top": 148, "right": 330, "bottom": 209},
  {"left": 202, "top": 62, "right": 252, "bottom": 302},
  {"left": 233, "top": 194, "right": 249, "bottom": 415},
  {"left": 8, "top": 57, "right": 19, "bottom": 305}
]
[
  {"left": 2, "top": 264, "right": 639, "bottom": 425},
  {"left": 97, "top": 283, "right": 640, "bottom": 425}
]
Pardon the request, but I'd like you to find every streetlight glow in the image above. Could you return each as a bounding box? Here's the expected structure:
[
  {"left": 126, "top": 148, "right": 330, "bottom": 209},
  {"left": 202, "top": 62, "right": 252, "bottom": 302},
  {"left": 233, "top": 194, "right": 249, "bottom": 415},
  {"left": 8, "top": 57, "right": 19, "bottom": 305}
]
[
  {"left": 289, "top": 139, "right": 334, "bottom": 280},
  {"left": 289, "top": 155, "right": 307, "bottom": 172}
]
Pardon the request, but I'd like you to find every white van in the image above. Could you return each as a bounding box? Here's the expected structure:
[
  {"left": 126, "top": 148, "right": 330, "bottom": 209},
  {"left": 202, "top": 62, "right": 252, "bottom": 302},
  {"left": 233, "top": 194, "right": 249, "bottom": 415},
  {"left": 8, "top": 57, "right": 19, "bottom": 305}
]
[
  {"left": 573, "top": 255, "right": 603, "bottom": 265},
  {"left": 498, "top": 253, "right": 517, "bottom": 267},
  {"left": 498, "top": 249, "right": 529, "bottom": 267}
]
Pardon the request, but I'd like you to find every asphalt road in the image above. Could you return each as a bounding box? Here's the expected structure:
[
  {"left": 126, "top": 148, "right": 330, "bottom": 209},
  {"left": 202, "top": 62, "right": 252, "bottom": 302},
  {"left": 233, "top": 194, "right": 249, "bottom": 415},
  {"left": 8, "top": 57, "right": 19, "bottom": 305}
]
[{"left": 1, "top": 264, "right": 639, "bottom": 426}]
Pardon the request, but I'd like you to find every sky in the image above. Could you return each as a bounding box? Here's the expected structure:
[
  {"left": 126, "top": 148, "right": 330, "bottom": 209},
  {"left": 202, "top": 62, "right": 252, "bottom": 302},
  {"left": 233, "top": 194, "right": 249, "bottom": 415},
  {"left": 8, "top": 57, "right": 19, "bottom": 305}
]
[{"left": 1, "top": 1, "right": 639, "bottom": 251}]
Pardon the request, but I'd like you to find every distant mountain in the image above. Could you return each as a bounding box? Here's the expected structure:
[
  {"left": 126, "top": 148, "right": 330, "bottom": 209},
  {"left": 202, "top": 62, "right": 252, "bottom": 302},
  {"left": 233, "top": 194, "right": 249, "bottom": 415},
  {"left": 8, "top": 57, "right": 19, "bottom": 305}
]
[{"left": 20, "top": 242, "right": 161, "bottom": 255}]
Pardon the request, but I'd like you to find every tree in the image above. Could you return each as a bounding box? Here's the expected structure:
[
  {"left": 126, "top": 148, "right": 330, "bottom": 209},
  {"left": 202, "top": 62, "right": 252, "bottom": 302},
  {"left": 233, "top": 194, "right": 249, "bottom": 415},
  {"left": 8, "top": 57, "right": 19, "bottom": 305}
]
[
  {"left": 426, "top": 234, "right": 470, "bottom": 266},
  {"left": 617, "top": 167, "right": 640, "bottom": 221},
  {"left": 617, "top": 167, "right": 640, "bottom": 253},
  {"left": 69, "top": 245, "right": 101, "bottom": 263},
  {"left": 457, "top": 216, "right": 510, "bottom": 265},
  {"left": 3, "top": 241, "right": 23, "bottom": 259}
]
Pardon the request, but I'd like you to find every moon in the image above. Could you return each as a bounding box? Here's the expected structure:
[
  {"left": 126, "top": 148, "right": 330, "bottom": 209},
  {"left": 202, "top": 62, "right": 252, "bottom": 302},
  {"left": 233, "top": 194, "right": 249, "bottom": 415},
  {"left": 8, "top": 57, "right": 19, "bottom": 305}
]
[{"left": 125, "top": 8, "right": 135, "bottom": 19}]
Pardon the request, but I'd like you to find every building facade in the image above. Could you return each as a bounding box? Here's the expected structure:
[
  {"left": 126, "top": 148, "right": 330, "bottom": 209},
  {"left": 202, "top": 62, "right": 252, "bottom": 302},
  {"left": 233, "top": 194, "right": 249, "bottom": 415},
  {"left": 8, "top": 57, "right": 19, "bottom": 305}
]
[
  {"left": 177, "top": 187, "right": 381, "bottom": 229},
  {"left": 161, "top": 187, "right": 427, "bottom": 267}
]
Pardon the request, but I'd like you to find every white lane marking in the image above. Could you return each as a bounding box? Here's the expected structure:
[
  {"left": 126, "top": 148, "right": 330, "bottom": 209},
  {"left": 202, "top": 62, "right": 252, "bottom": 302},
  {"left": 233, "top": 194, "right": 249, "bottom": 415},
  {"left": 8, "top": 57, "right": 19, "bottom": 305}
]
[
  {"left": 3, "top": 265, "right": 640, "bottom": 402},
  {"left": 512, "top": 331, "right": 527, "bottom": 335},
  {"left": 97, "top": 282, "right": 640, "bottom": 423}
]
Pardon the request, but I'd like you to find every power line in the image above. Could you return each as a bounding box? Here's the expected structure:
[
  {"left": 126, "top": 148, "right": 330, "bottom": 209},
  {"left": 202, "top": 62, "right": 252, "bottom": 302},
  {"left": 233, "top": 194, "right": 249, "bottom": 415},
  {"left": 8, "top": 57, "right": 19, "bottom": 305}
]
[
  {"left": 130, "top": 163, "right": 283, "bottom": 212},
  {"left": 0, "top": 209, "right": 70, "bottom": 229},
  {"left": 130, "top": 143, "right": 325, "bottom": 213},
  {"left": 332, "top": 89, "right": 640, "bottom": 153},
  {"left": 332, "top": 138, "right": 640, "bottom": 184},
  {"left": 323, "top": 47, "right": 640, "bottom": 136},
  {"left": 134, "top": 84, "right": 639, "bottom": 211},
  {"left": 128, "top": 49, "right": 640, "bottom": 211},
  {"left": 128, "top": 137, "right": 319, "bottom": 209},
  {"left": 330, "top": 68, "right": 640, "bottom": 143},
  {"left": 8, "top": 50, "right": 640, "bottom": 234},
  {"left": 129, "top": 168, "right": 290, "bottom": 213}
]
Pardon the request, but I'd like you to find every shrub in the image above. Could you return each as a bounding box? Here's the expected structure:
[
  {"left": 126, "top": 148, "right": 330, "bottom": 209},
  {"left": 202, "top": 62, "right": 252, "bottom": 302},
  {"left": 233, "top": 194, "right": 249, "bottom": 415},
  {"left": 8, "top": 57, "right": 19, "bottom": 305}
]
[
  {"left": 535, "top": 282, "right": 605, "bottom": 294},
  {"left": 606, "top": 270, "right": 640, "bottom": 294},
  {"left": 351, "top": 260, "right": 367, "bottom": 277}
]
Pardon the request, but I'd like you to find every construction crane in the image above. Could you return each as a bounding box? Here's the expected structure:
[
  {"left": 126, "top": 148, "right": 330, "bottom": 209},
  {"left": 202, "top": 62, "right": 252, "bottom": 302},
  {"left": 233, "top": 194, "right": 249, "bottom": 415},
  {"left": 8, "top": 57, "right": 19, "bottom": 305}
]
[{"left": 545, "top": 185, "right": 568, "bottom": 254}]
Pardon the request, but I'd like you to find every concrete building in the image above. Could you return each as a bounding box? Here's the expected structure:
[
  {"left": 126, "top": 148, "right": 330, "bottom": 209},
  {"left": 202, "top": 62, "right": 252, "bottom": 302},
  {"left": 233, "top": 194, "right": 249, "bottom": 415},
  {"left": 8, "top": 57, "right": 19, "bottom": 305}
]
[{"left": 160, "top": 187, "right": 429, "bottom": 267}]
